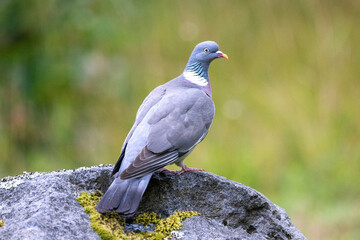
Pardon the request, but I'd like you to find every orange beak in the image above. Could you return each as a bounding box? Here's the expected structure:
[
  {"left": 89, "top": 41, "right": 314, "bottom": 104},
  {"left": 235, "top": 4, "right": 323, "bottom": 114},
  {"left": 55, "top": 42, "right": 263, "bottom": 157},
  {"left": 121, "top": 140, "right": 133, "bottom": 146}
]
[{"left": 216, "top": 50, "right": 228, "bottom": 59}]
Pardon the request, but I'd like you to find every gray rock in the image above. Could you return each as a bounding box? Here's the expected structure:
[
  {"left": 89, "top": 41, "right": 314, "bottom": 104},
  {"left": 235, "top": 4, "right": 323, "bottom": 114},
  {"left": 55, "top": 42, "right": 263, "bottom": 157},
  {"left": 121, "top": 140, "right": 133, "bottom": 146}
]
[{"left": 0, "top": 165, "right": 306, "bottom": 240}]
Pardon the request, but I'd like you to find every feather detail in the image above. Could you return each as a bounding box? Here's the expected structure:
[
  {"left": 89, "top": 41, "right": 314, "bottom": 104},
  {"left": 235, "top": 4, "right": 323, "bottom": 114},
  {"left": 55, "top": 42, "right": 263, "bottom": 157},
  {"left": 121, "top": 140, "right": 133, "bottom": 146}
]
[
  {"left": 120, "top": 146, "right": 179, "bottom": 179},
  {"left": 183, "top": 71, "right": 208, "bottom": 86},
  {"left": 183, "top": 62, "right": 209, "bottom": 86}
]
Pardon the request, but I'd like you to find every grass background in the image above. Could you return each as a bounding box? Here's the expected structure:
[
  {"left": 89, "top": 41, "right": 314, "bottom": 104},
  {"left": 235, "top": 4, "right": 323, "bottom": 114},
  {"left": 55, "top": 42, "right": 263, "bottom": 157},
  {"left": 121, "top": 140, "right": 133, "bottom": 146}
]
[{"left": 1, "top": 0, "right": 359, "bottom": 239}]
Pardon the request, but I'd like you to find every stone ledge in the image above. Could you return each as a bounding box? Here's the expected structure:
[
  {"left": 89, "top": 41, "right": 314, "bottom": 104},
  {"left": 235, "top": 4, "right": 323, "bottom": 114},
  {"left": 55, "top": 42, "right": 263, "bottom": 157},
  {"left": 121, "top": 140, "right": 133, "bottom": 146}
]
[{"left": 0, "top": 165, "right": 306, "bottom": 240}]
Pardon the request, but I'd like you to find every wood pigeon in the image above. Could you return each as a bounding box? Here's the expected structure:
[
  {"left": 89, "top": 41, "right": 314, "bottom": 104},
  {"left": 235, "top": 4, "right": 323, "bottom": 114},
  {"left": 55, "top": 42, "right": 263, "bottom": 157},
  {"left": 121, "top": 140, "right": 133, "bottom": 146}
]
[{"left": 96, "top": 41, "right": 228, "bottom": 218}]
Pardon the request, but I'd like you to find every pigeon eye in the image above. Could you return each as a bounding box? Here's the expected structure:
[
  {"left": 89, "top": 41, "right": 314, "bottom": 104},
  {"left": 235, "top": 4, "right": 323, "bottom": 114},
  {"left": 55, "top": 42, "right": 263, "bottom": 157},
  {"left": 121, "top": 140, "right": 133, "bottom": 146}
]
[{"left": 203, "top": 48, "right": 209, "bottom": 53}]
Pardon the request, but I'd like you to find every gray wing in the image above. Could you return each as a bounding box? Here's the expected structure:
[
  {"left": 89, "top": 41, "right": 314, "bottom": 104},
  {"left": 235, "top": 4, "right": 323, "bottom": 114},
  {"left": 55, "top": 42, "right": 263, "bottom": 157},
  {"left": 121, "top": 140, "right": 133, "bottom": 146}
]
[
  {"left": 120, "top": 146, "right": 178, "bottom": 179},
  {"left": 112, "top": 85, "right": 167, "bottom": 175},
  {"left": 120, "top": 88, "right": 215, "bottom": 179}
]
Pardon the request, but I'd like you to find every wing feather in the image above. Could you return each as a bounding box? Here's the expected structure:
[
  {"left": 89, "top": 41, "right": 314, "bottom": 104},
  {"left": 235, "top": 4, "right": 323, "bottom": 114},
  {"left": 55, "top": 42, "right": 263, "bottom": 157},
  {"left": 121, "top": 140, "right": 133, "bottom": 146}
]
[
  {"left": 112, "top": 86, "right": 166, "bottom": 175},
  {"left": 120, "top": 146, "right": 178, "bottom": 179},
  {"left": 120, "top": 88, "right": 214, "bottom": 180},
  {"left": 147, "top": 88, "right": 215, "bottom": 153}
]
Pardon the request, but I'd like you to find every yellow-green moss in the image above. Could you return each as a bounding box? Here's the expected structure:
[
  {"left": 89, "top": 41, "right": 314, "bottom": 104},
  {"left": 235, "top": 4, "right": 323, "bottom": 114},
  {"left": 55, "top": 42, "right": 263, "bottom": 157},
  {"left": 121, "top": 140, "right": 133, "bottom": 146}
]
[
  {"left": 135, "top": 212, "right": 160, "bottom": 226},
  {"left": 76, "top": 191, "right": 199, "bottom": 240},
  {"left": 76, "top": 190, "right": 126, "bottom": 239},
  {"left": 0, "top": 220, "right": 4, "bottom": 227},
  {"left": 155, "top": 211, "right": 199, "bottom": 234}
]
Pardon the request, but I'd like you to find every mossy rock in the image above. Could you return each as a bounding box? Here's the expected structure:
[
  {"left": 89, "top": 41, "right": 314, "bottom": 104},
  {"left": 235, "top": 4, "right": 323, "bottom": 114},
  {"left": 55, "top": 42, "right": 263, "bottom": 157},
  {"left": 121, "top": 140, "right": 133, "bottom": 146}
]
[
  {"left": 76, "top": 191, "right": 199, "bottom": 240},
  {"left": 0, "top": 166, "right": 306, "bottom": 239}
]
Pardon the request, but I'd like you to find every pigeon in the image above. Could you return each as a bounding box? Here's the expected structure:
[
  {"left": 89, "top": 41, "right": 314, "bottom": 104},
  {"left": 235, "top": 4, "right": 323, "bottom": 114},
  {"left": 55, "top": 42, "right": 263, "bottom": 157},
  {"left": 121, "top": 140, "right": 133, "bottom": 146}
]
[{"left": 96, "top": 41, "right": 228, "bottom": 218}]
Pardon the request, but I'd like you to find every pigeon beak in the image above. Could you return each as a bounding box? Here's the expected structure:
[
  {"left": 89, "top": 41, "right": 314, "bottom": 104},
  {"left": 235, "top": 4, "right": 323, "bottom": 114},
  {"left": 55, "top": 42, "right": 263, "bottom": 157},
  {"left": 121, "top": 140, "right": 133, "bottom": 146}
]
[{"left": 216, "top": 51, "right": 228, "bottom": 59}]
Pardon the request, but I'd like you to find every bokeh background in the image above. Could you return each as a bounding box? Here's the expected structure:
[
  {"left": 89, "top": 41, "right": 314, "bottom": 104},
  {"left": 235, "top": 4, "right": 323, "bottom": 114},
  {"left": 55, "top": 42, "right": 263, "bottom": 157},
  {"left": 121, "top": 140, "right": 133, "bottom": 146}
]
[{"left": 1, "top": 0, "right": 359, "bottom": 238}]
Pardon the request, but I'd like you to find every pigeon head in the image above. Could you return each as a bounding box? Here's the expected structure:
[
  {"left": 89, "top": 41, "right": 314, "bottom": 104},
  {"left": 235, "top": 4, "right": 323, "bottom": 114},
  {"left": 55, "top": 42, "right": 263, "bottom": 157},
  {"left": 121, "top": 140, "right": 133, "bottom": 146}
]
[
  {"left": 188, "top": 41, "right": 228, "bottom": 64},
  {"left": 184, "top": 41, "right": 228, "bottom": 86}
]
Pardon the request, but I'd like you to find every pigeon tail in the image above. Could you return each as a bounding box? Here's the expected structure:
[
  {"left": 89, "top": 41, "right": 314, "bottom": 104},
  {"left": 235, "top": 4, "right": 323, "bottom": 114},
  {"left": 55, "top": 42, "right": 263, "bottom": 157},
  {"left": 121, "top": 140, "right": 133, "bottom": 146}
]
[{"left": 95, "top": 173, "right": 152, "bottom": 218}]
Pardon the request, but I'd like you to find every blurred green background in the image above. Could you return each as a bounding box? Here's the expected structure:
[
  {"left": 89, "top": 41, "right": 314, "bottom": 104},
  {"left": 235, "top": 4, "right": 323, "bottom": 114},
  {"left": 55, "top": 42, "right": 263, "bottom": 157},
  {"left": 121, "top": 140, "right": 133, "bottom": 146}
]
[{"left": 1, "top": 0, "right": 359, "bottom": 239}]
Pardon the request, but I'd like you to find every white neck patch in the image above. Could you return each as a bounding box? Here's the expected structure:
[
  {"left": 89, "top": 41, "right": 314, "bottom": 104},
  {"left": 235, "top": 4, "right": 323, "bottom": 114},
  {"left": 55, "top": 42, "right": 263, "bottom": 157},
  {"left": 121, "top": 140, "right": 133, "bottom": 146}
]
[{"left": 183, "top": 71, "right": 208, "bottom": 86}]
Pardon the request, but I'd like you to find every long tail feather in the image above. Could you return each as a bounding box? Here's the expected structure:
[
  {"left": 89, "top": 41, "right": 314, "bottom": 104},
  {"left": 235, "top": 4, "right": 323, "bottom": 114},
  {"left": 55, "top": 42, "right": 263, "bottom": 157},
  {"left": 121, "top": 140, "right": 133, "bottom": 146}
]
[{"left": 95, "top": 173, "right": 152, "bottom": 218}]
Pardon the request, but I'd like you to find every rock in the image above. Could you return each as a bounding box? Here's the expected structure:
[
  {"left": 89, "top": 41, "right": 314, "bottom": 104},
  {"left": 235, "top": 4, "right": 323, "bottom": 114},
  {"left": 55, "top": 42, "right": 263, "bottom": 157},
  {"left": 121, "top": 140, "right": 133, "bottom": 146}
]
[{"left": 0, "top": 165, "right": 306, "bottom": 240}]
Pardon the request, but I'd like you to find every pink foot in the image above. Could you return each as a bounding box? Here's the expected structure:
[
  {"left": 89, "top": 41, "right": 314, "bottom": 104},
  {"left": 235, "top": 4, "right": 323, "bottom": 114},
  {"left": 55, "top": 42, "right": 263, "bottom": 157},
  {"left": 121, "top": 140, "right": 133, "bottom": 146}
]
[
  {"left": 158, "top": 167, "right": 176, "bottom": 174},
  {"left": 177, "top": 165, "right": 204, "bottom": 175}
]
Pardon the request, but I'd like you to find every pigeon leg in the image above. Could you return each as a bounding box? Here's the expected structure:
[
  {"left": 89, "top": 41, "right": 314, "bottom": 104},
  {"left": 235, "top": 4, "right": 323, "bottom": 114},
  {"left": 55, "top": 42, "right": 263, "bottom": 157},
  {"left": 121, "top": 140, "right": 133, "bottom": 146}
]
[
  {"left": 158, "top": 167, "right": 176, "bottom": 174},
  {"left": 177, "top": 165, "right": 204, "bottom": 175}
]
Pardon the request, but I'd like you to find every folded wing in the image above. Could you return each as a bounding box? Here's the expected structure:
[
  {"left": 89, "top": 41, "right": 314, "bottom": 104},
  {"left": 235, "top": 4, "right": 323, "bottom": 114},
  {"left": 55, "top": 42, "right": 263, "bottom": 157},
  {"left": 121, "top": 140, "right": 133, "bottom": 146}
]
[{"left": 120, "top": 88, "right": 215, "bottom": 180}]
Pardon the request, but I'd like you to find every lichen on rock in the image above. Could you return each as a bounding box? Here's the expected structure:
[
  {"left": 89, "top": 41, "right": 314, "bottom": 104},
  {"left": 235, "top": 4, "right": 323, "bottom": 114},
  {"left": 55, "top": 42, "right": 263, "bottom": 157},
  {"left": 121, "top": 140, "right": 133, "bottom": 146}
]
[
  {"left": 76, "top": 191, "right": 199, "bottom": 240},
  {"left": 155, "top": 211, "right": 199, "bottom": 234},
  {"left": 76, "top": 190, "right": 126, "bottom": 239},
  {"left": 135, "top": 212, "right": 160, "bottom": 226},
  {"left": 0, "top": 172, "right": 42, "bottom": 190}
]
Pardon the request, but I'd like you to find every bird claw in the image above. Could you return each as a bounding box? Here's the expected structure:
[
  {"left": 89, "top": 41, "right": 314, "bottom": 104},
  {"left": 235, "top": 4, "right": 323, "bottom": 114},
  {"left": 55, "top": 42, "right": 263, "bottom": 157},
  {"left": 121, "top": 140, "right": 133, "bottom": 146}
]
[{"left": 177, "top": 165, "right": 204, "bottom": 175}]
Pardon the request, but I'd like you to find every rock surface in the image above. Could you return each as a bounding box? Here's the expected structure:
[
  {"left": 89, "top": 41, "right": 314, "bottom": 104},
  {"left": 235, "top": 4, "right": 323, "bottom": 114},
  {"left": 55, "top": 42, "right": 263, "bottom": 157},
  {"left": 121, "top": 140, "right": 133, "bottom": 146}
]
[{"left": 0, "top": 165, "right": 306, "bottom": 240}]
